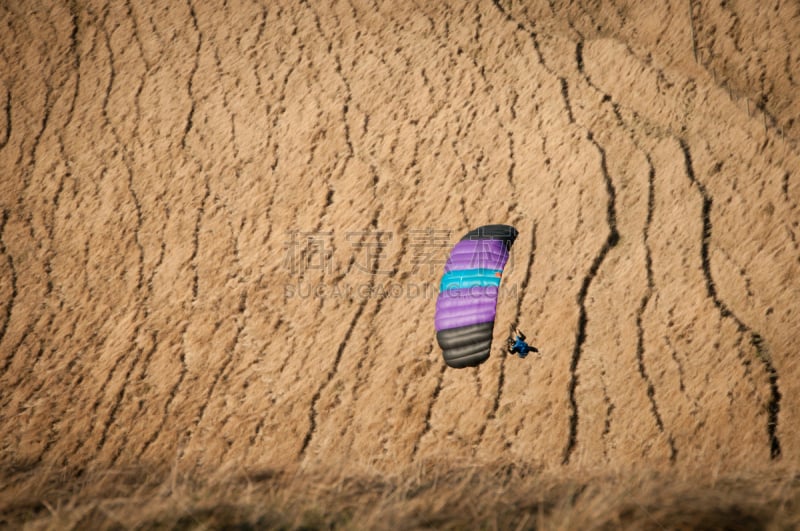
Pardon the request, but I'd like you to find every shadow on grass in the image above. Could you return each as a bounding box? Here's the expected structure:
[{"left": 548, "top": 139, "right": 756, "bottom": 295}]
[{"left": 1, "top": 461, "right": 797, "bottom": 529}]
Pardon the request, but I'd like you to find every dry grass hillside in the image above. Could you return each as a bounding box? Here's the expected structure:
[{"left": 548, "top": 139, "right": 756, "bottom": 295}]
[{"left": 1, "top": 0, "right": 799, "bottom": 528}]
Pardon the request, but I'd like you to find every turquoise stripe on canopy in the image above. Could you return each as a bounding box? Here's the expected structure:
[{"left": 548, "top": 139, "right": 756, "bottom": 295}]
[{"left": 439, "top": 268, "right": 503, "bottom": 291}]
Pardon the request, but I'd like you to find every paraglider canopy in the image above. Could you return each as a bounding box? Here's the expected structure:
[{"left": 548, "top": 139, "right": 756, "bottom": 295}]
[{"left": 434, "top": 224, "right": 518, "bottom": 368}]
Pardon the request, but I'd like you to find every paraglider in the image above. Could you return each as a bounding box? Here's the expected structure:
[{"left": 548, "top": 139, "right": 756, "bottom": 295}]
[
  {"left": 434, "top": 224, "right": 518, "bottom": 368},
  {"left": 507, "top": 329, "right": 538, "bottom": 358}
]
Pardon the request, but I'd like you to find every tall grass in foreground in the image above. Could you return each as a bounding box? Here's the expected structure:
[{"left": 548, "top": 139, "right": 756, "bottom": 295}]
[{"left": 1, "top": 460, "right": 798, "bottom": 529}]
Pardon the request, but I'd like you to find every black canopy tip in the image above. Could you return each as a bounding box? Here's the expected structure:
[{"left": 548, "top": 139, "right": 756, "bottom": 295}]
[{"left": 460, "top": 224, "right": 519, "bottom": 246}]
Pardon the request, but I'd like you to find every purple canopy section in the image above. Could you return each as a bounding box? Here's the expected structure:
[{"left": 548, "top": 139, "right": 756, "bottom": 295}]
[
  {"left": 434, "top": 286, "right": 501, "bottom": 331},
  {"left": 444, "top": 239, "right": 509, "bottom": 273}
]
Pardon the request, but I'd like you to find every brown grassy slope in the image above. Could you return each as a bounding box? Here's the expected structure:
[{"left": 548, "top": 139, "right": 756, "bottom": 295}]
[
  {"left": 0, "top": 0, "right": 798, "bottom": 508},
  {"left": 2, "top": 461, "right": 800, "bottom": 529}
]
